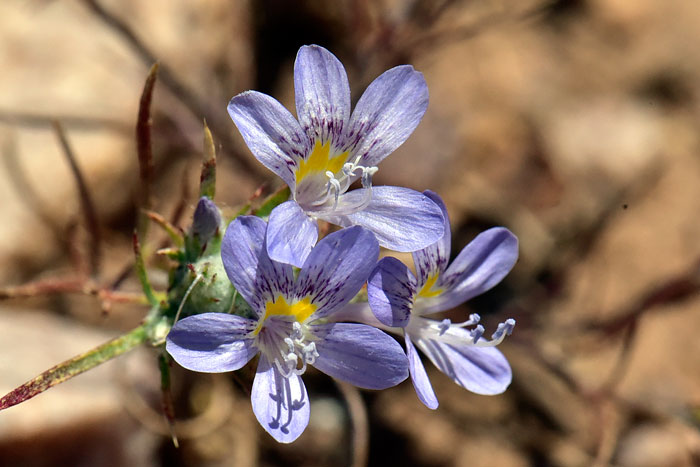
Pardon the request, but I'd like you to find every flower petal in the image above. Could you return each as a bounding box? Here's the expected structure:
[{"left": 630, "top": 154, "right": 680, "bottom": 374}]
[
  {"left": 367, "top": 256, "right": 416, "bottom": 327},
  {"left": 294, "top": 45, "right": 351, "bottom": 148},
  {"left": 311, "top": 323, "right": 408, "bottom": 389},
  {"left": 417, "top": 336, "right": 512, "bottom": 395},
  {"left": 166, "top": 313, "right": 258, "bottom": 373},
  {"left": 221, "top": 216, "right": 295, "bottom": 313},
  {"left": 344, "top": 65, "right": 428, "bottom": 166},
  {"left": 324, "top": 186, "right": 444, "bottom": 252},
  {"left": 405, "top": 334, "right": 439, "bottom": 409},
  {"left": 421, "top": 227, "right": 518, "bottom": 313},
  {"left": 251, "top": 355, "right": 310, "bottom": 443},
  {"left": 296, "top": 226, "right": 379, "bottom": 319},
  {"left": 412, "top": 190, "right": 451, "bottom": 286},
  {"left": 228, "top": 91, "right": 309, "bottom": 189},
  {"left": 267, "top": 201, "right": 319, "bottom": 267}
]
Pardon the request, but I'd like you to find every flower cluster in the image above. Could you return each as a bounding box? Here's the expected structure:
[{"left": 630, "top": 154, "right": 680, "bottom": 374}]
[{"left": 166, "top": 45, "right": 519, "bottom": 443}]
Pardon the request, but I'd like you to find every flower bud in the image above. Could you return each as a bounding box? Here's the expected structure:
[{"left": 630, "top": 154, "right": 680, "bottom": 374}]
[{"left": 191, "top": 196, "right": 221, "bottom": 245}]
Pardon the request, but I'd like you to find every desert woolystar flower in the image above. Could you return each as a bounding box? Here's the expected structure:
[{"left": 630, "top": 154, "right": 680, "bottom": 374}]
[
  {"left": 366, "top": 191, "right": 518, "bottom": 409},
  {"left": 166, "top": 216, "right": 408, "bottom": 442},
  {"left": 227, "top": 44, "right": 444, "bottom": 266}
]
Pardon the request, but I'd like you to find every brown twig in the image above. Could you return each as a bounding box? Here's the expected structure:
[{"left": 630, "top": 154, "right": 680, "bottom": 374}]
[
  {"left": 0, "top": 277, "right": 145, "bottom": 304},
  {"left": 80, "top": 0, "right": 265, "bottom": 180},
  {"left": 586, "top": 258, "right": 700, "bottom": 336},
  {"left": 0, "top": 108, "right": 131, "bottom": 133},
  {"left": 52, "top": 121, "right": 102, "bottom": 278}
]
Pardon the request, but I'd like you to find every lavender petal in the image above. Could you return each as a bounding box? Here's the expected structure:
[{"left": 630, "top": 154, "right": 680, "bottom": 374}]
[
  {"left": 367, "top": 256, "right": 416, "bottom": 327},
  {"left": 295, "top": 226, "right": 378, "bottom": 319},
  {"left": 325, "top": 186, "right": 444, "bottom": 252},
  {"left": 251, "top": 355, "right": 310, "bottom": 443},
  {"left": 227, "top": 91, "right": 309, "bottom": 189},
  {"left": 345, "top": 65, "right": 428, "bottom": 166},
  {"left": 221, "top": 216, "right": 294, "bottom": 313},
  {"left": 412, "top": 190, "right": 451, "bottom": 286},
  {"left": 421, "top": 227, "right": 518, "bottom": 314},
  {"left": 267, "top": 201, "right": 319, "bottom": 267},
  {"left": 311, "top": 322, "right": 408, "bottom": 389},
  {"left": 417, "top": 337, "right": 512, "bottom": 395},
  {"left": 294, "top": 45, "right": 351, "bottom": 148},
  {"left": 166, "top": 313, "right": 258, "bottom": 373},
  {"left": 405, "top": 334, "right": 439, "bottom": 409}
]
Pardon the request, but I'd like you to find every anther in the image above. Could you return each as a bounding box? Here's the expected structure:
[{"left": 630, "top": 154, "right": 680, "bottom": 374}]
[
  {"left": 438, "top": 318, "right": 451, "bottom": 336},
  {"left": 470, "top": 325, "right": 485, "bottom": 344}
]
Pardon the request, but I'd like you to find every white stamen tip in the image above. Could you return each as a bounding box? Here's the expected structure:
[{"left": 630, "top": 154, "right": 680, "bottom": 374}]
[
  {"left": 470, "top": 325, "right": 485, "bottom": 344},
  {"left": 438, "top": 318, "right": 451, "bottom": 336}
]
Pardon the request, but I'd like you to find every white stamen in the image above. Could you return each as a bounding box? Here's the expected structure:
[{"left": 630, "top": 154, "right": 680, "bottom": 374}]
[
  {"left": 438, "top": 319, "right": 451, "bottom": 336},
  {"left": 259, "top": 318, "right": 319, "bottom": 378},
  {"left": 470, "top": 325, "right": 485, "bottom": 344}
]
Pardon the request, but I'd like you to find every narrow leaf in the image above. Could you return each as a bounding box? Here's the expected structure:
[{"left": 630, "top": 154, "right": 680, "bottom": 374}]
[
  {"left": 136, "top": 63, "right": 159, "bottom": 238},
  {"left": 0, "top": 324, "right": 148, "bottom": 410},
  {"left": 200, "top": 122, "right": 216, "bottom": 199}
]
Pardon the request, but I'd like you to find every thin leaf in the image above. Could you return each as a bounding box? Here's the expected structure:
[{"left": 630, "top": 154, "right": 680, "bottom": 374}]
[
  {"left": 0, "top": 324, "right": 148, "bottom": 410},
  {"left": 200, "top": 122, "right": 216, "bottom": 199}
]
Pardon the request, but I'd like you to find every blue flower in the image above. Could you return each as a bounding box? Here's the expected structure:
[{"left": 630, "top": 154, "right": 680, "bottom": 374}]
[
  {"left": 366, "top": 191, "right": 518, "bottom": 409},
  {"left": 227, "top": 45, "right": 444, "bottom": 266},
  {"left": 166, "top": 216, "right": 408, "bottom": 443}
]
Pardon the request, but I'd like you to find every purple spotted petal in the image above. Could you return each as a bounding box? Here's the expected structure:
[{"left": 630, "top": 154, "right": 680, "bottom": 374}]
[
  {"left": 421, "top": 227, "right": 518, "bottom": 314},
  {"left": 344, "top": 65, "right": 428, "bottom": 166},
  {"left": 221, "top": 216, "right": 294, "bottom": 313},
  {"left": 416, "top": 333, "right": 512, "bottom": 395},
  {"left": 227, "top": 91, "right": 309, "bottom": 189},
  {"left": 367, "top": 256, "right": 416, "bottom": 327},
  {"left": 294, "top": 45, "right": 350, "bottom": 148},
  {"left": 405, "top": 334, "right": 439, "bottom": 409},
  {"left": 412, "top": 190, "right": 451, "bottom": 286},
  {"left": 295, "top": 226, "right": 378, "bottom": 319},
  {"left": 324, "top": 186, "right": 444, "bottom": 252},
  {"left": 311, "top": 323, "right": 408, "bottom": 389},
  {"left": 166, "top": 313, "right": 258, "bottom": 373},
  {"left": 251, "top": 355, "right": 310, "bottom": 443},
  {"left": 267, "top": 201, "right": 319, "bottom": 267}
]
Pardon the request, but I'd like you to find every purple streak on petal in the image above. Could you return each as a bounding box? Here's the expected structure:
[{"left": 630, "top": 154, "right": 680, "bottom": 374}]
[
  {"left": 311, "top": 323, "right": 408, "bottom": 389},
  {"left": 294, "top": 45, "right": 351, "bottom": 148},
  {"left": 266, "top": 201, "right": 319, "bottom": 267},
  {"left": 405, "top": 334, "right": 438, "bottom": 409},
  {"left": 166, "top": 313, "right": 258, "bottom": 373},
  {"left": 227, "top": 91, "right": 309, "bottom": 190},
  {"left": 325, "top": 186, "right": 444, "bottom": 252},
  {"left": 251, "top": 355, "right": 310, "bottom": 443},
  {"left": 420, "top": 227, "right": 518, "bottom": 314},
  {"left": 367, "top": 256, "right": 416, "bottom": 327},
  {"left": 344, "top": 65, "right": 428, "bottom": 166},
  {"left": 295, "top": 226, "right": 378, "bottom": 319},
  {"left": 417, "top": 336, "right": 512, "bottom": 395},
  {"left": 221, "top": 216, "right": 294, "bottom": 313},
  {"left": 412, "top": 190, "right": 451, "bottom": 286}
]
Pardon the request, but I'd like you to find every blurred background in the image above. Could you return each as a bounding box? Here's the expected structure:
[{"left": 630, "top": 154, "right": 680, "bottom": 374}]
[{"left": 1, "top": 0, "right": 700, "bottom": 465}]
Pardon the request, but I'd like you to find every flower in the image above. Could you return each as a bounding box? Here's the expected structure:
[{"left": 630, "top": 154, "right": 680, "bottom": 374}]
[
  {"left": 166, "top": 216, "right": 408, "bottom": 443},
  {"left": 227, "top": 45, "right": 444, "bottom": 267},
  {"left": 366, "top": 191, "right": 518, "bottom": 409}
]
